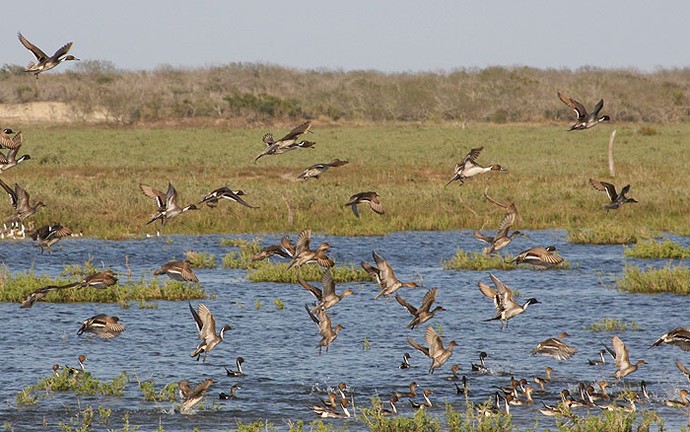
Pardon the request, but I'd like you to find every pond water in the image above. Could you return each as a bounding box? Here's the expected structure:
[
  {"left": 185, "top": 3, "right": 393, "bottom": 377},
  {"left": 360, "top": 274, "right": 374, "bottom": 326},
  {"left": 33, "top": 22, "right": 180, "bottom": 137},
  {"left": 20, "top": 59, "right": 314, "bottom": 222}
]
[{"left": 1, "top": 230, "right": 689, "bottom": 431}]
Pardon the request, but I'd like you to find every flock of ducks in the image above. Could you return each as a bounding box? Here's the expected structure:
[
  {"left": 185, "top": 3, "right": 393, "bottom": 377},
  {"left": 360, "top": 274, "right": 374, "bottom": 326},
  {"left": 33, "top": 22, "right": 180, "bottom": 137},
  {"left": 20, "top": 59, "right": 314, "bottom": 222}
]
[{"left": 6, "top": 34, "right": 685, "bottom": 425}]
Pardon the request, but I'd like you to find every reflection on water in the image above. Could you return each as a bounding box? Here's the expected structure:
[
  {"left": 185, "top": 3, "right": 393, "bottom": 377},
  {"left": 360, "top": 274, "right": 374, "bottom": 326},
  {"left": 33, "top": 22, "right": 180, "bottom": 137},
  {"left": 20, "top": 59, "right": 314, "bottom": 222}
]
[{"left": 1, "top": 231, "right": 689, "bottom": 430}]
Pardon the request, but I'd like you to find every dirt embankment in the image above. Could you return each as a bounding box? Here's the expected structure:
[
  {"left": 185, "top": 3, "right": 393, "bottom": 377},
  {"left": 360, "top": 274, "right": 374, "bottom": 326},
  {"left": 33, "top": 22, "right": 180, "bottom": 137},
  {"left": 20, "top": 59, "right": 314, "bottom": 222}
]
[{"left": 0, "top": 102, "right": 108, "bottom": 124}]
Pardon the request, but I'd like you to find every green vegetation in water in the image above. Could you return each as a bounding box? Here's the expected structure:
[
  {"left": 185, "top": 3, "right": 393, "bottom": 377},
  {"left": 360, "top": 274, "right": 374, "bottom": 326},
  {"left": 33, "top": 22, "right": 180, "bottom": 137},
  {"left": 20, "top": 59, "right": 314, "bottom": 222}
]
[
  {"left": 248, "top": 263, "right": 371, "bottom": 283},
  {"left": 624, "top": 239, "right": 690, "bottom": 259},
  {"left": 136, "top": 375, "right": 177, "bottom": 402},
  {"left": 616, "top": 264, "right": 690, "bottom": 294},
  {"left": 17, "top": 370, "right": 128, "bottom": 406},
  {"left": 0, "top": 263, "right": 206, "bottom": 305},
  {"left": 274, "top": 298, "right": 285, "bottom": 310},
  {"left": 221, "top": 238, "right": 262, "bottom": 269},
  {"left": 586, "top": 318, "right": 640, "bottom": 333},
  {"left": 184, "top": 250, "right": 217, "bottom": 268},
  {"left": 567, "top": 224, "right": 651, "bottom": 245},
  {"left": 443, "top": 251, "right": 517, "bottom": 271}
]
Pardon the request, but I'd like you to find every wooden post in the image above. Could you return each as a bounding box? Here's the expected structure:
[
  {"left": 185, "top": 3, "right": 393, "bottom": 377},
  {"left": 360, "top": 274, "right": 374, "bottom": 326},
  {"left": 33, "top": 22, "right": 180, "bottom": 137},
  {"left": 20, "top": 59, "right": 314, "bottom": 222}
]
[{"left": 608, "top": 129, "right": 616, "bottom": 177}]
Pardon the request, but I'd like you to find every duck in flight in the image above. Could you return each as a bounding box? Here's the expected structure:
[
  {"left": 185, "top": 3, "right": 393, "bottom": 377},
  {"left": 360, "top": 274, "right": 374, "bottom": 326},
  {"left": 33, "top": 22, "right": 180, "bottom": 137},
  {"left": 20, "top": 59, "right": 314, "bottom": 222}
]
[
  {"left": 18, "top": 32, "right": 79, "bottom": 78},
  {"left": 558, "top": 92, "right": 611, "bottom": 130}
]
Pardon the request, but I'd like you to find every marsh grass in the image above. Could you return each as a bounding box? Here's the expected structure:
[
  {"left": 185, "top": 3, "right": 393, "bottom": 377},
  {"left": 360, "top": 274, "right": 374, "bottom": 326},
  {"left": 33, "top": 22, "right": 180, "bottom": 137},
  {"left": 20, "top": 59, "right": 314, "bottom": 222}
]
[
  {"left": 0, "top": 268, "right": 206, "bottom": 305},
  {"left": 247, "top": 263, "right": 370, "bottom": 283},
  {"left": 616, "top": 264, "right": 690, "bottom": 294},
  {"left": 3, "top": 124, "right": 688, "bottom": 239},
  {"left": 624, "top": 239, "right": 690, "bottom": 259},
  {"left": 221, "top": 238, "right": 262, "bottom": 269},
  {"left": 586, "top": 318, "right": 640, "bottom": 332},
  {"left": 17, "top": 370, "right": 128, "bottom": 406},
  {"left": 443, "top": 251, "right": 517, "bottom": 271},
  {"left": 567, "top": 223, "right": 652, "bottom": 245},
  {"left": 184, "top": 250, "right": 217, "bottom": 268},
  {"left": 136, "top": 376, "right": 177, "bottom": 402}
]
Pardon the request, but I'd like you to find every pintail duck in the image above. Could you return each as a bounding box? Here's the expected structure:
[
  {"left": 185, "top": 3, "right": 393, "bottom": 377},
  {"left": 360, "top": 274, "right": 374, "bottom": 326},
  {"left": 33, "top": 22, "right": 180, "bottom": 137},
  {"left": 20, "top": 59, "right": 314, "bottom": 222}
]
[
  {"left": 533, "top": 367, "right": 553, "bottom": 392},
  {"left": 597, "top": 398, "right": 636, "bottom": 413},
  {"left": 315, "top": 392, "right": 338, "bottom": 410},
  {"left": 611, "top": 335, "right": 646, "bottom": 379},
  {"left": 0, "top": 178, "right": 45, "bottom": 234},
  {"left": 297, "top": 159, "right": 349, "bottom": 180},
  {"left": 558, "top": 92, "right": 611, "bottom": 130},
  {"left": 252, "top": 235, "right": 295, "bottom": 261},
  {"left": 508, "top": 385, "right": 534, "bottom": 406},
  {"left": 299, "top": 267, "right": 353, "bottom": 310},
  {"left": 65, "top": 355, "right": 87, "bottom": 376},
  {"left": 77, "top": 314, "right": 125, "bottom": 339},
  {"left": 28, "top": 224, "right": 71, "bottom": 254},
  {"left": 399, "top": 352, "right": 411, "bottom": 369},
  {"left": 286, "top": 229, "right": 334, "bottom": 270},
  {"left": 79, "top": 270, "right": 118, "bottom": 289},
  {"left": 313, "top": 398, "right": 350, "bottom": 418},
  {"left": 154, "top": 260, "right": 199, "bottom": 283},
  {"left": 511, "top": 245, "right": 564, "bottom": 270},
  {"left": 531, "top": 332, "right": 577, "bottom": 361},
  {"left": 588, "top": 349, "right": 608, "bottom": 366},
  {"left": 479, "top": 273, "right": 540, "bottom": 329},
  {"left": 344, "top": 191, "right": 384, "bottom": 218},
  {"left": 675, "top": 359, "right": 690, "bottom": 381},
  {"left": 0, "top": 132, "right": 30, "bottom": 173},
  {"left": 256, "top": 121, "right": 315, "bottom": 162},
  {"left": 589, "top": 179, "right": 638, "bottom": 211},
  {"left": 189, "top": 302, "right": 232, "bottom": 362},
  {"left": 395, "top": 288, "right": 445, "bottom": 329},
  {"left": 651, "top": 327, "right": 690, "bottom": 351},
  {"left": 18, "top": 32, "right": 79, "bottom": 78},
  {"left": 409, "top": 389, "right": 433, "bottom": 409},
  {"left": 454, "top": 375, "right": 470, "bottom": 396},
  {"left": 665, "top": 389, "right": 689, "bottom": 408},
  {"left": 305, "top": 304, "right": 344, "bottom": 354},
  {"left": 407, "top": 325, "right": 457, "bottom": 374},
  {"left": 473, "top": 188, "right": 523, "bottom": 255},
  {"left": 381, "top": 396, "right": 399, "bottom": 415},
  {"left": 180, "top": 378, "right": 215, "bottom": 414},
  {"left": 362, "top": 251, "right": 418, "bottom": 299},
  {"left": 446, "top": 364, "right": 462, "bottom": 380},
  {"left": 225, "top": 357, "right": 245, "bottom": 377},
  {"left": 139, "top": 182, "right": 199, "bottom": 226},
  {"left": 219, "top": 385, "right": 241, "bottom": 400},
  {"left": 472, "top": 352, "right": 490, "bottom": 373},
  {"left": 588, "top": 381, "right": 610, "bottom": 401},
  {"left": 446, "top": 147, "right": 506, "bottom": 186},
  {"left": 394, "top": 381, "right": 418, "bottom": 398},
  {"left": 198, "top": 187, "right": 258, "bottom": 209}
]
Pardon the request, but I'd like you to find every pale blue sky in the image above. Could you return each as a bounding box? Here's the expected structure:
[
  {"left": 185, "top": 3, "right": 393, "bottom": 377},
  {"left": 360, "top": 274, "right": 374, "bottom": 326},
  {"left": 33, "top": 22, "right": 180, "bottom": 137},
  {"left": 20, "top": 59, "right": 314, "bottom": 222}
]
[{"left": 4, "top": 1, "right": 689, "bottom": 72}]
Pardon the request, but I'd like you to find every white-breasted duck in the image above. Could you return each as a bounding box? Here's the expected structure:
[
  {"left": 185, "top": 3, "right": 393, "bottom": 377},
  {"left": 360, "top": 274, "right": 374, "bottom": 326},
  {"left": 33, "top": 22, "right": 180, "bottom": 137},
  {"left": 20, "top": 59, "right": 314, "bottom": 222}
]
[
  {"left": 140, "top": 182, "right": 199, "bottom": 226},
  {"left": 344, "top": 191, "right": 384, "bottom": 218},
  {"left": 286, "top": 229, "right": 334, "bottom": 270},
  {"left": 446, "top": 147, "right": 506, "bottom": 186},
  {"left": 299, "top": 267, "right": 353, "bottom": 310},
  {"left": 198, "top": 186, "right": 258, "bottom": 209},
  {"left": 18, "top": 32, "right": 79, "bottom": 78},
  {"left": 304, "top": 304, "right": 344, "bottom": 354},
  {"left": 0, "top": 131, "right": 30, "bottom": 173},
  {"left": 473, "top": 188, "right": 523, "bottom": 255},
  {"left": 651, "top": 327, "right": 690, "bottom": 351},
  {"left": 399, "top": 352, "right": 411, "bottom": 369},
  {"left": 558, "top": 92, "right": 611, "bottom": 130},
  {"left": 395, "top": 288, "right": 445, "bottom": 329},
  {"left": 362, "top": 250, "right": 418, "bottom": 299},
  {"left": 154, "top": 260, "right": 199, "bottom": 283},
  {"left": 255, "top": 121, "right": 314, "bottom": 162},
  {"left": 77, "top": 314, "right": 125, "bottom": 338},
  {"left": 531, "top": 332, "right": 577, "bottom": 361},
  {"left": 611, "top": 335, "right": 646, "bottom": 379},
  {"left": 588, "top": 349, "right": 608, "bottom": 366},
  {"left": 589, "top": 179, "right": 638, "bottom": 211},
  {"left": 471, "top": 352, "right": 490, "bottom": 373},
  {"left": 297, "top": 159, "right": 349, "bottom": 180},
  {"left": 409, "top": 389, "right": 433, "bottom": 409},
  {"left": 189, "top": 302, "right": 232, "bottom": 362},
  {"left": 407, "top": 325, "right": 457, "bottom": 374},
  {"left": 511, "top": 245, "right": 564, "bottom": 270},
  {"left": 225, "top": 357, "right": 245, "bottom": 377},
  {"left": 479, "top": 273, "right": 540, "bottom": 329}
]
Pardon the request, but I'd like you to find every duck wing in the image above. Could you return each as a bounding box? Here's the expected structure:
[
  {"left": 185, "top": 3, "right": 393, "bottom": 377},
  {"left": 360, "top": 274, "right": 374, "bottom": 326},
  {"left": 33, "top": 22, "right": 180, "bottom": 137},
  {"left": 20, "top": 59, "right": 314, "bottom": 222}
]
[
  {"left": 298, "top": 275, "right": 323, "bottom": 301},
  {"left": 321, "top": 268, "right": 336, "bottom": 298},
  {"left": 407, "top": 336, "right": 430, "bottom": 357},
  {"left": 418, "top": 288, "right": 438, "bottom": 312},
  {"left": 558, "top": 92, "right": 588, "bottom": 119},
  {"left": 279, "top": 121, "right": 312, "bottom": 142},
  {"left": 373, "top": 251, "right": 397, "bottom": 286},
  {"left": 425, "top": 326, "right": 444, "bottom": 358},
  {"left": 294, "top": 229, "right": 312, "bottom": 256},
  {"left": 590, "top": 179, "right": 619, "bottom": 202},
  {"left": 395, "top": 294, "right": 418, "bottom": 315},
  {"left": 17, "top": 32, "right": 48, "bottom": 61},
  {"left": 611, "top": 336, "right": 631, "bottom": 369},
  {"left": 591, "top": 99, "right": 605, "bottom": 117},
  {"left": 368, "top": 195, "right": 385, "bottom": 214},
  {"left": 139, "top": 184, "right": 167, "bottom": 209}
]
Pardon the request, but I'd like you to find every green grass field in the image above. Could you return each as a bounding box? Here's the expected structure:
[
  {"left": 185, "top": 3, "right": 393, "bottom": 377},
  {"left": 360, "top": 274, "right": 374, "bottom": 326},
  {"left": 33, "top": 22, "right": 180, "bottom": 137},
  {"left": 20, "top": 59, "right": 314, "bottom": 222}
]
[{"left": 3, "top": 122, "right": 688, "bottom": 239}]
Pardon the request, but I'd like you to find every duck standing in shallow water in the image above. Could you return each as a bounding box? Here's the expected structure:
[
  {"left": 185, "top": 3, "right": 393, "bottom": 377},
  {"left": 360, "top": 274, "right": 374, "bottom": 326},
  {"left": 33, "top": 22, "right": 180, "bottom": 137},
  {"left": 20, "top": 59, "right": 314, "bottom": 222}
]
[
  {"left": 558, "top": 92, "right": 611, "bottom": 130},
  {"left": 589, "top": 179, "right": 638, "bottom": 211},
  {"left": 18, "top": 32, "right": 79, "bottom": 78},
  {"left": 446, "top": 147, "right": 506, "bottom": 186}
]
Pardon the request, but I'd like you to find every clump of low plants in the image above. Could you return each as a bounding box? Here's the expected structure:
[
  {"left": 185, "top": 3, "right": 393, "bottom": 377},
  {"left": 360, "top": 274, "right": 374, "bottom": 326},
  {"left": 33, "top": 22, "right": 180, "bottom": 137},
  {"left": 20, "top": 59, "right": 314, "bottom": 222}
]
[
  {"left": 616, "top": 264, "right": 690, "bottom": 294},
  {"left": 624, "top": 239, "right": 690, "bottom": 259},
  {"left": 185, "top": 250, "right": 217, "bottom": 268},
  {"left": 586, "top": 318, "right": 640, "bottom": 332},
  {"left": 443, "top": 250, "right": 517, "bottom": 271},
  {"left": 221, "top": 238, "right": 262, "bottom": 269},
  {"left": 17, "top": 369, "right": 129, "bottom": 406},
  {"left": 248, "top": 263, "right": 370, "bottom": 283},
  {"left": 567, "top": 225, "right": 650, "bottom": 245}
]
